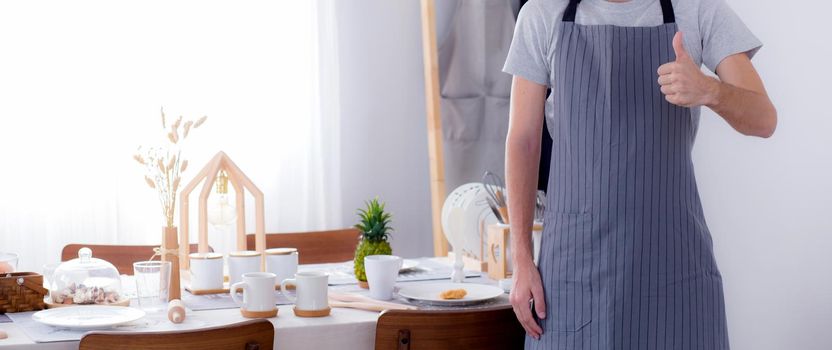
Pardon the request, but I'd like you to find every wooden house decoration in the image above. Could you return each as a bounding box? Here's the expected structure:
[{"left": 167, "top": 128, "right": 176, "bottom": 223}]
[{"left": 179, "top": 151, "right": 266, "bottom": 270}]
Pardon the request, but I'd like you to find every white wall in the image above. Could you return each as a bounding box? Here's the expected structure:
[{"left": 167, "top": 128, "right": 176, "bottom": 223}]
[
  {"left": 335, "top": 1, "right": 831, "bottom": 349},
  {"left": 693, "top": 1, "right": 832, "bottom": 349},
  {"left": 335, "top": 0, "right": 434, "bottom": 258}
]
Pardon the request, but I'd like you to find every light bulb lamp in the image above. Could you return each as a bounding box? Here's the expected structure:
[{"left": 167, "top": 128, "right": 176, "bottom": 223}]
[
  {"left": 179, "top": 151, "right": 266, "bottom": 270},
  {"left": 207, "top": 170, "right": 237, "bottom": 227}
]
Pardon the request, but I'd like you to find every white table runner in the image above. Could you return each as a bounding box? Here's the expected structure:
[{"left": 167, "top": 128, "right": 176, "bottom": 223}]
[{"left": 300, "top": 258, "right": 481, "bottom": 285}]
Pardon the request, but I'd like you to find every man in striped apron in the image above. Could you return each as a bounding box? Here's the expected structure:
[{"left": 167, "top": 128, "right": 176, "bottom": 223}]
[{"left": 503, "top": 0, "right": 777, "bottom": 348}]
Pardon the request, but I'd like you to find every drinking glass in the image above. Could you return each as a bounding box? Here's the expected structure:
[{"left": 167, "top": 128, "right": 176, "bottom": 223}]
[
  {"left": 133, "top": 261, "right": 172, "bottom": 312},
  {"left": 42, "top": 263, "right": 59, "bottom": 290}
]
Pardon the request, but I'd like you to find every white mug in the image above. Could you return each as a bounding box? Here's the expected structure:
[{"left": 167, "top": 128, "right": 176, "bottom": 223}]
[
  {"left": 280, "top": 271, "right": 328, "bottom": 311},
  {"left": 266, "top": 248, "right": 298, "bottom": 286},
  {"left": 228, "top": 251, "right": 261, "bottom": 287},
  {"left": 231, "top": 272, "right": 277, "bottom": 312},
  {"left": 364, "top": 255, "right": 402, "bottom": 300},
  {"left": 532, "top": 221, "right": 543, "bottom": 266},
  {"left": 189, "top": 252, "right": 224, "bottom": 291}
]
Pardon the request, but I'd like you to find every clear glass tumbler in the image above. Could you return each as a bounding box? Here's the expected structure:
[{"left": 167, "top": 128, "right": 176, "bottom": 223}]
[
  {"left": 42, "top": 262, "right": 59, "bottom": 290},
  {"left": 133, "top": 261, "right": 172, "bottom": 312}
]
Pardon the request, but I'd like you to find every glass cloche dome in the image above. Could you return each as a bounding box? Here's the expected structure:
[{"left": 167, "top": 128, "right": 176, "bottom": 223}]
[{"left": 50, "top": 247, "right": 123, "bottom": 305}]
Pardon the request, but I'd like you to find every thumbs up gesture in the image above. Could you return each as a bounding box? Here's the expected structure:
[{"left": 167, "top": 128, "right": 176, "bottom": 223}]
[{"left": 657, "top": 32, "right": 718, "bottom": 108}]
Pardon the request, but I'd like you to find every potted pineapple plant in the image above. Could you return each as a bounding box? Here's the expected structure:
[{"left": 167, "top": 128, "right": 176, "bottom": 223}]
[{"left": 353, "top": 198, "right": 393, "bottom": 289}]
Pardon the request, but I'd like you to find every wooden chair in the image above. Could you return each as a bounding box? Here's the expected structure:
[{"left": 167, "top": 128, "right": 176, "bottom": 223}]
[
  {"left": 245, "top": 228, "right": 359, "bottom": 264},
  {"left": 79, "top": 319, "right": 274, "bottom": 350},
  {"left": 375, "top": 306, "right": 525, "bottom": 350},
  {"left": 61, "top": 243, "right": 210, "bottom": 275}
]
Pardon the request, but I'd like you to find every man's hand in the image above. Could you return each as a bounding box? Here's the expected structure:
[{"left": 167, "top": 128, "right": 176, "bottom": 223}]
[
  {"left": 658, "top": 32, "right": 718, "bottom": 108},
  {"left": 510, "top": 261, "right": 546, "bottom": 340}
]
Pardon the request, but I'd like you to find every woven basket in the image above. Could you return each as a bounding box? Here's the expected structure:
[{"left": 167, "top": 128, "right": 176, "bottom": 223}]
[{"left": 0, "top": 272, "right": 47, "bottom": 313}]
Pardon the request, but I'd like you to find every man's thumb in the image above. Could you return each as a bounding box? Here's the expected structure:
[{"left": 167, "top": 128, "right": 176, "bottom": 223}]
[{"left": 672, "top": 32, "right": 690, "bottom": 62}]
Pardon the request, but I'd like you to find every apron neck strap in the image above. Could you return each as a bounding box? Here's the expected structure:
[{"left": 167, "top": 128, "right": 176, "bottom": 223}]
[{"left": 562, "top": 0, "right": 676, "bottom": 24}]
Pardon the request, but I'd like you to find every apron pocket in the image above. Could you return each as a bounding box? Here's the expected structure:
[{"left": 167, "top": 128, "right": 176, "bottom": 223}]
[
  {"left": 551, "top": 280, "right": 592, "bottom": 332},
  {"left": 482, "top": 96, "right": 510, "bottom": 142},
  {"left": 440, "top": 96, "right": 484, "bottom": 142},
  {"left": 545, "top": 212, "right": 594, "bottom": 332}
]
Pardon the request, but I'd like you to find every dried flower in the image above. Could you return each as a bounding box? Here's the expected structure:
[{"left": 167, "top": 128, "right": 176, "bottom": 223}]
[
  {"left": 135, "top": 108, "right": 206, "bottom": 228},
  {"left": 171, "top": 127, "right": 179, "bottom": 143},
  {"left": 183, "top": 121, "right": 193, "bottom": 139},
  {"left": 144, "top": 176, "right": 156, "bottom": 189},
  {"left": 172, "top": 116, "right": 182, "bottom": 130},
  {"left": 194, "top": 116, "right": 207, "bottom": 128},
  {"left": 160, "top": 107, "right": 166, "bottom": 128}
]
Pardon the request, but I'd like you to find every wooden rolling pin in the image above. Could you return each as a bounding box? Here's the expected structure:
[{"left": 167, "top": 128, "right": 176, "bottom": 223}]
[
  {"left": 168, "top": 299, "right": 186, "bottom": 323},
  {"left": 329, "top": 301, "right": 415, "bottom": 312}
]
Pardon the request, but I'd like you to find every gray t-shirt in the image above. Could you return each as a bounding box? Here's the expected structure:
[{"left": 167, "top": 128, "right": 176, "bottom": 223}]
[{"left": 503, "top": 0, "right": 762, "bottom": 133}]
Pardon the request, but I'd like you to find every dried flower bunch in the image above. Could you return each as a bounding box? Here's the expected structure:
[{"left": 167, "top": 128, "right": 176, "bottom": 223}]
[{"left": 134, "top": 108, "right": 207, "bottom": 228}]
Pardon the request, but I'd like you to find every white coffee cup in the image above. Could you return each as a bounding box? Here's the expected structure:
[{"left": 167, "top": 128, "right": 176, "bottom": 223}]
[
  {"left": 364, "top": 255, "right": 402, "bottom": 300},
  {"left": 266, "top": 248, "right": 298, "bottom": 286},
  {"left": 228, "top": 251, "right": 261, "bottom": 287},
  {"left": 532, "top": 221, "right": 543, "bottom": 266},
  {"left": 280, "top": 271, "right": 328, "bottom": 311},
  {"left": 189, "top": 252, "right": 224, "bottom": 291},
  {"left": 231, "top": 272, "right": 277, "bottom": 312}
]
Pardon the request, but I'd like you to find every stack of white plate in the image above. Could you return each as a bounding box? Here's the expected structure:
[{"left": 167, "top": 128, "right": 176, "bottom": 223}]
[{"left": 441, "top": 183, "right": 500, "bottom": 262}]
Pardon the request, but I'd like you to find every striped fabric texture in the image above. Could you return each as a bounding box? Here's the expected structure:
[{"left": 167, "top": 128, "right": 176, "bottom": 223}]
[{"left": 528, "top": 5, "right": 730, "bottom": 350}]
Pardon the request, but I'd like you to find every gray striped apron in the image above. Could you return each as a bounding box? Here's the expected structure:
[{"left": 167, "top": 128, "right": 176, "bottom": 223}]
[{"left": 529, "top": 0, "right": 730, "bottom": 349}]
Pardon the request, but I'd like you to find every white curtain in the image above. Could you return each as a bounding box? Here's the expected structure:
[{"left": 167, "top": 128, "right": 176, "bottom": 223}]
[{"left": 0, "top": 0, "right": 342, "bottom": 272}]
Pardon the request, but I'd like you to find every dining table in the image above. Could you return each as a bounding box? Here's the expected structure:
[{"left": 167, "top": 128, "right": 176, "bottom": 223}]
[{"left": 0, "top": 257, "right": 511, "bottom": 350}]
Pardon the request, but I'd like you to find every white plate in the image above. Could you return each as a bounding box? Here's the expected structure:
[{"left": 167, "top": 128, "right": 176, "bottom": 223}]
[
  {"left": 400, "top": 259, "right": 419, "bottom": 272},
  {"left": 398, "top": 282, "right": 504, "bottom": 306},
  {"left": 441, "top": 183, "right": 500, "bottom": 261},
  {"left": 32, "top": 305, "right": 145, "bottom": 330}
]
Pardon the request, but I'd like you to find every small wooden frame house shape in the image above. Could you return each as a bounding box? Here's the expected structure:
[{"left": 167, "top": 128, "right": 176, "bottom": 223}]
[{"left": 179, "top": 151, "right": 266, "bottom": 270}]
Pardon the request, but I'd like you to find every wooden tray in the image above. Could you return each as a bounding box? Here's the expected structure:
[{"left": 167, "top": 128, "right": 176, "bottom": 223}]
[
  {"left": 293, "top": 306, "right": 330, "bottom": 317},
  {"left": 185, "top": 283, "right": 289, "bottom": 295}
]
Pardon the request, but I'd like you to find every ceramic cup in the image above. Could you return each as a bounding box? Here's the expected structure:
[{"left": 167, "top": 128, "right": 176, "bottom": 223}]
[
  {"left": 364, "top": 255, "right": 402, "bottom": 300},
  {"left": 231, "top": 272, "right": 277, "bottom": 312},
  {"left": 532, "top": 221, "right": 543, "bottom": 266},
  {"left": 228, "top": 251, "right": 261, "bottom": 287},
  {"left": 265, "top": 248, "right": 298, "bottom": 286},
  {"left": 189, "top": 252, "right": 224, "bottom": 291},
  {"left": 280, "top": 271, "right": 328, "bottom": 311}
]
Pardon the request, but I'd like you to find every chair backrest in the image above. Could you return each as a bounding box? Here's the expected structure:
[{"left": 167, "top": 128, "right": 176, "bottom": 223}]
[
  {"left": 79, "top": 319, "right": 274, "bottom": 350},
  {"left": 375, "top": 307, "right": 525, "bottom": 350},
  {"left": 246, "top": 228, "right": 359, "bottom": 264},
  {"left": 61, "top": 243, "right": 209, "bottom": 275}
]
